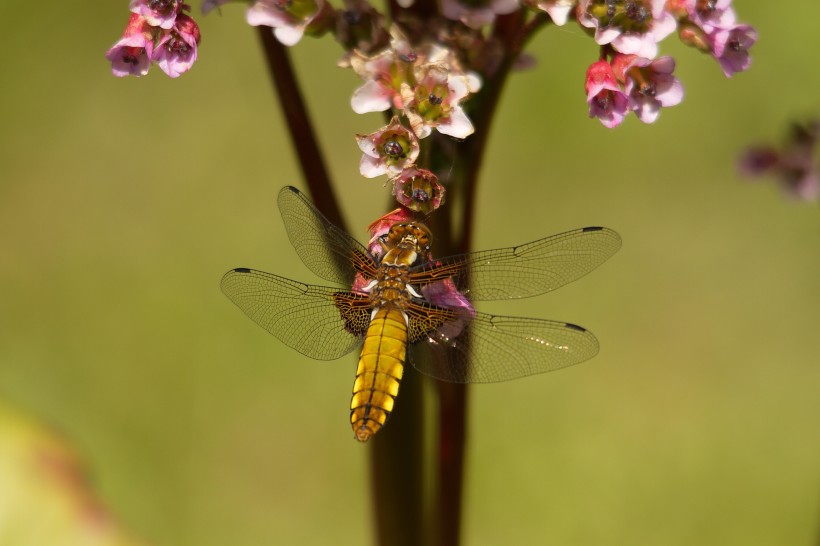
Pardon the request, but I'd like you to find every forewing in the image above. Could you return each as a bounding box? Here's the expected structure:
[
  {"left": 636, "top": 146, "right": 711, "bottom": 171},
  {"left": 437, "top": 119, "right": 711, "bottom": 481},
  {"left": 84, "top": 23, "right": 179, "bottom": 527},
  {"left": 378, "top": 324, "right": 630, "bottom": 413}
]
[
  {"left": 221, "top": 268, "right": 369, "bottom": 360},
  {"left": 410, "top": 227, "right": 621, "bottom": 300},
  {"left": 277, "top": 186, "right": 377, "bottom": 285},
  {"left": 409, "top": 312, "right": 599, "bottom": 383}
]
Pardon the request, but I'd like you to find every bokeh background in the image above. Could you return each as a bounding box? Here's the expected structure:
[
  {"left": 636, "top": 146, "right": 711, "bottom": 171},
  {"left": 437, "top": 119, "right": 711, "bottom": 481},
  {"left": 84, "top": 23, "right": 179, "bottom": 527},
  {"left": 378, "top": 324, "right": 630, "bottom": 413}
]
[{"left": 1, "top": 2, "right": 819, "bottom": 545}]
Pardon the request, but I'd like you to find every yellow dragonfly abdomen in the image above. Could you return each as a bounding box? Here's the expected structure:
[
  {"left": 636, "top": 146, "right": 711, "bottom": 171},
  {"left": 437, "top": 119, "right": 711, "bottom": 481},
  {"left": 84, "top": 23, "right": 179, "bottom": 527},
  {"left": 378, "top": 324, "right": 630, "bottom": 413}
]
[{"left": 350, "top": 307, "right": 407, "bottom": 442}]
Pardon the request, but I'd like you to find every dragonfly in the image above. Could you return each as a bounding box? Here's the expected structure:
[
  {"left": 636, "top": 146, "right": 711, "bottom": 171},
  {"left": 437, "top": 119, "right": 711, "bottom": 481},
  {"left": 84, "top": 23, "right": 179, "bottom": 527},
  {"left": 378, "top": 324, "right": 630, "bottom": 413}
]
[{"left": 221, "top": 186, "right": 621, "bottom": 442}]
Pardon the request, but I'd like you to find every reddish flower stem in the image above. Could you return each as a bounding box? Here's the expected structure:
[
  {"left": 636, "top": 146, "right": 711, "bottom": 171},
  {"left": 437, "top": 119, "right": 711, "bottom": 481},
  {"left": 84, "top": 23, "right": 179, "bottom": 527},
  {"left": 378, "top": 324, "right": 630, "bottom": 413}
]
[
  {"left": 257, "top": 26, "right": 424, "bottom": 546},
  {"left": 428, "top": 14, "right": 550, "bottom": 546}
]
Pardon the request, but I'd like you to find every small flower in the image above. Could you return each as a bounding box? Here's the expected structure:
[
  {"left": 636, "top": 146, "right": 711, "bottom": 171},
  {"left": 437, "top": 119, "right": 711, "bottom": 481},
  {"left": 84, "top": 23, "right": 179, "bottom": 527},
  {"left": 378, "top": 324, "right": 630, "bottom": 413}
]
[
  {"left": 613, "top": 54, "right": 683, "bottom": 123},
  {"left": 401, "top": 64, "right": 478, "bottom": 139},
  {"left": 246, "top": 0, "right": 332, "bottom": 46},
  {"left": 349, "top": 49, "right": 408, "bottom": 113},
  {"left": 366, "top": 208, "right": 414, "bottom": 255},
  {"left": 527, "top": 0, "right": 575, "bottom": 25},
  {"left": 577, "top": 0, "right": 676, "bottom": 58},
  {"left": 709, "top": 23, "right": 756, "bottom": 77},
  {"left": 153, "top": 14, "right": 201, "bottom": 78},
  {"left": 441, "top": 0, "right": 519, "bottom": 29},
  {"left": 348, "top": 26, "right": 419, "bottom": 114},
  {"left": 739, "top": 121, "right": 820, "bottom": 202},
  {"left": 392, "top": 167, "right": 446, "bottom": 214},
  {"left": 356, "top": 117, "right": 420, "bottom": 178},
  {"left": 106, "top": 14, "right": 157, "bottom": 77},
  {"left": 130, "top": 0, "right": 183, "bottom": 30},
  {"left": 585, "top": 60, "right": 629, "bottom": 128}
]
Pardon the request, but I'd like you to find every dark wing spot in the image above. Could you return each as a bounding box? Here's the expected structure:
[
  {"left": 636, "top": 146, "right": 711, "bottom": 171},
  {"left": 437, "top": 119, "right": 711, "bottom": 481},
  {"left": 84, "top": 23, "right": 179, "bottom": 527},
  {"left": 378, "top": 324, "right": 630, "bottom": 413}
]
[
  {"left": 564, "top": 322, "right": 587, "bottom": 332},
  {"left": 582, "top": 226, "right": 604, "bottom": 232},
  {"left": 234, "top": 267, "right": 251, "bottom": 273}
]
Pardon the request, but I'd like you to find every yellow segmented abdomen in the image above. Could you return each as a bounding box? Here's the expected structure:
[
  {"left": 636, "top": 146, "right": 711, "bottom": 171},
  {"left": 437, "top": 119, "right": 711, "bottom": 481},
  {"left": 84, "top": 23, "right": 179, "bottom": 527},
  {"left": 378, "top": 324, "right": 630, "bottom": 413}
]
[{"left": 350, "top": 307, "right": 407, "bottom": 442}]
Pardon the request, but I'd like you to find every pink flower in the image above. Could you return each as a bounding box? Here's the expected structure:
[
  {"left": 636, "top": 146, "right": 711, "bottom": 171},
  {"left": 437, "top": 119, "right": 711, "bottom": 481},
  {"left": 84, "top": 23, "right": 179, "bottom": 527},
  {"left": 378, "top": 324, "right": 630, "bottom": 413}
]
[
  {"left": 129, "top": 0, "right": 183, "bottom": 30},
  {"left": 441, "top": 0, "right": 519, "bottom": 29},
  {"left": 613, "top": 54, "right": 683, "bottom": 123},
  {"left": 106, "top": 14, "right": 157, "bottom": 77},
  {"left": 349, "top": 48, "right": 409, "bottom": 114},
  {"left": 577, "top": 0, "right": 676, "bottom": 58},
  {"left": 356, "top": 117, "right": 420, "bottom": 178},
  {"left": 401, "top": 64, "right": 479, "bottom": 139},
  {"left": 738, "top": 121, "right": 820, "bottom": 202},
  {"left": 709, "top": 23, "right": 756, "bottom": 77},
  {"left": 585, "top": 60, "right": 629, "bottom": 128},
  {"left": 152, "top": 14, "right": 200, "bottom": 78},
  {"left": 527, "top": 0, "right": 574, "bottom": 25},
  {"left": 392, "top": 167, "right": 446, "bottom": 214},
  {"left": 246, "top": 0, "right": 331, "bottom": 46}
]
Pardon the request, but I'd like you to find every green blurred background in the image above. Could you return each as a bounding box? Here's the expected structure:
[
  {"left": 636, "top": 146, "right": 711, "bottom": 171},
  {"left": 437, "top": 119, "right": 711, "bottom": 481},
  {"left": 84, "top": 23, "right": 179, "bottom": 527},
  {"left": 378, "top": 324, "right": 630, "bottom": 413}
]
[{"left": 1, "top": 2, "right": 819, "bottom": 545}]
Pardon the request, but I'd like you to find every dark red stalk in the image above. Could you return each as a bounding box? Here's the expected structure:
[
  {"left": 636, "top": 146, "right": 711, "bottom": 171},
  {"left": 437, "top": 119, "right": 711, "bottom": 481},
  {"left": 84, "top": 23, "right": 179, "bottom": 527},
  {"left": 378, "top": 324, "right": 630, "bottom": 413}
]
[
  {"left": 428, "top": 13, "right": 550, "bottom": 546},
  {"left": 256, "top": 26, "right": 425, "bottom": 546}
]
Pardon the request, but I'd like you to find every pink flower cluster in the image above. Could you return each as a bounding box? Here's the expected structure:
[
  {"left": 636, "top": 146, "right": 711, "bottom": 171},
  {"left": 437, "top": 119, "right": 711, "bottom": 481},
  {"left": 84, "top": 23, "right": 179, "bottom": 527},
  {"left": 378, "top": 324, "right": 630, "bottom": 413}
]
[
  {"left": 581, "top": 0, "right": 755, "bottom": 127},
  {"left": 106, "top": 1, "right": 201, "bottom": 78},
  {"left": 576, "top": 0, "right": 757, "bottom": 128},
  {"left": 347, "top": 27, "right": 484, "bottom": 214}
]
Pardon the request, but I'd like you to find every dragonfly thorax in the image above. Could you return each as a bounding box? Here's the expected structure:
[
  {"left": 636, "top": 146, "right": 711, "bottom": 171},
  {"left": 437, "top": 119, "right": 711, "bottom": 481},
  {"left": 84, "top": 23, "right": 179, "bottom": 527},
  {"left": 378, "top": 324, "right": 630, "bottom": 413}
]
[{"left": 368, "top": 223, "right": 431, "bottom": 310}]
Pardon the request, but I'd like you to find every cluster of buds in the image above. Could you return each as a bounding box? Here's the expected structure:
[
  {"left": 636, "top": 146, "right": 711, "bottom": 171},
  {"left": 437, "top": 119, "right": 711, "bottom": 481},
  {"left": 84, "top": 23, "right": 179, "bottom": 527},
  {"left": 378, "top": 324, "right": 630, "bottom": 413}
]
[
  {"left": 739, "top": 121, "right": 820, "bottom": 202},
  {"left": 106, "top": 1, "right": 201, "bottom": 78}
]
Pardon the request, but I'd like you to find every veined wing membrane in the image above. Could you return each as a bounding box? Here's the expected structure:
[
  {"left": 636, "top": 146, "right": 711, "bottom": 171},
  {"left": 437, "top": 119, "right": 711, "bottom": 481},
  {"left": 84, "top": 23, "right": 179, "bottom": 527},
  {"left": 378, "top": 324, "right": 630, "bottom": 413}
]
[
  {"left": 410, "top": 312, "right": 599, "bottom": 383},
  {"left": 221, "top": 268, "right": 369, "bottom": 360},
  {"left": 277, "top": 186, "right": 376, "bottom": 286},
  {"left": 410, "top": 227, "right": 621, "bottom": 301}
]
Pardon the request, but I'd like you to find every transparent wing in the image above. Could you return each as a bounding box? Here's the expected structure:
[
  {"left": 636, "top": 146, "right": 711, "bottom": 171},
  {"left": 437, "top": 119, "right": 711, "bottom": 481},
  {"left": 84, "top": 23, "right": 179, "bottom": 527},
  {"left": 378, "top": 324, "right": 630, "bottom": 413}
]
[
  {"left": 410, "top": 227, "right": 621, "bottom": 301},
  {"left": 277, "top": 186, "right": 376, "bottom": 286},
  {"left": 409, "top": 312, "right": 599, "bottom": 383},
  {"left": 221, "top": 268, "right": 369, "bottom": 360}
]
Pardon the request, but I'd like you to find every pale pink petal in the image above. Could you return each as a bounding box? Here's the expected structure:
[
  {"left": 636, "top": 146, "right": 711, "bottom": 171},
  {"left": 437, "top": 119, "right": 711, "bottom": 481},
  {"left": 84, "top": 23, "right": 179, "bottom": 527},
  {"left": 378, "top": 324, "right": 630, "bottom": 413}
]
[
  {"left": 274, "top": 25, "right": 305, "bottom": 46},
  {"left": 247, "top": 3, "right": 289, "bottom": 26},
  {"left": 544, "top": 3, "right": 572, "bottom": 25},
  {"left": 437, "top": 108, "right": 474, "bottom": 139},
  {"left": 594, "top": 27, "right": 621, "bottom": 45},
  {"left": 351, "top": 80, "right": 393, "bottom": 114},
  {"left": 359, "top": 155, "right": 387, "bottom": 178}
]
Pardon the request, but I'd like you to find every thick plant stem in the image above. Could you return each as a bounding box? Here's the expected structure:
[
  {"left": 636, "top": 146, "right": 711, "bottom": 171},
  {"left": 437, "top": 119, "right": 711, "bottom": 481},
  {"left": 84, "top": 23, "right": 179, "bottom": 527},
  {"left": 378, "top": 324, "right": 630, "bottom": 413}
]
[
  {"left": 256, "top": 27, "right": 346, "bottom": 230},
  {"left": 369, "top": 364, "right": 425, "bottom": 546},
  {"left": 257, "top": 27, "right": 425, "bottom": 546},
  {"left": 426, "top": 13, "right": 545, "bottom": 545}
]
